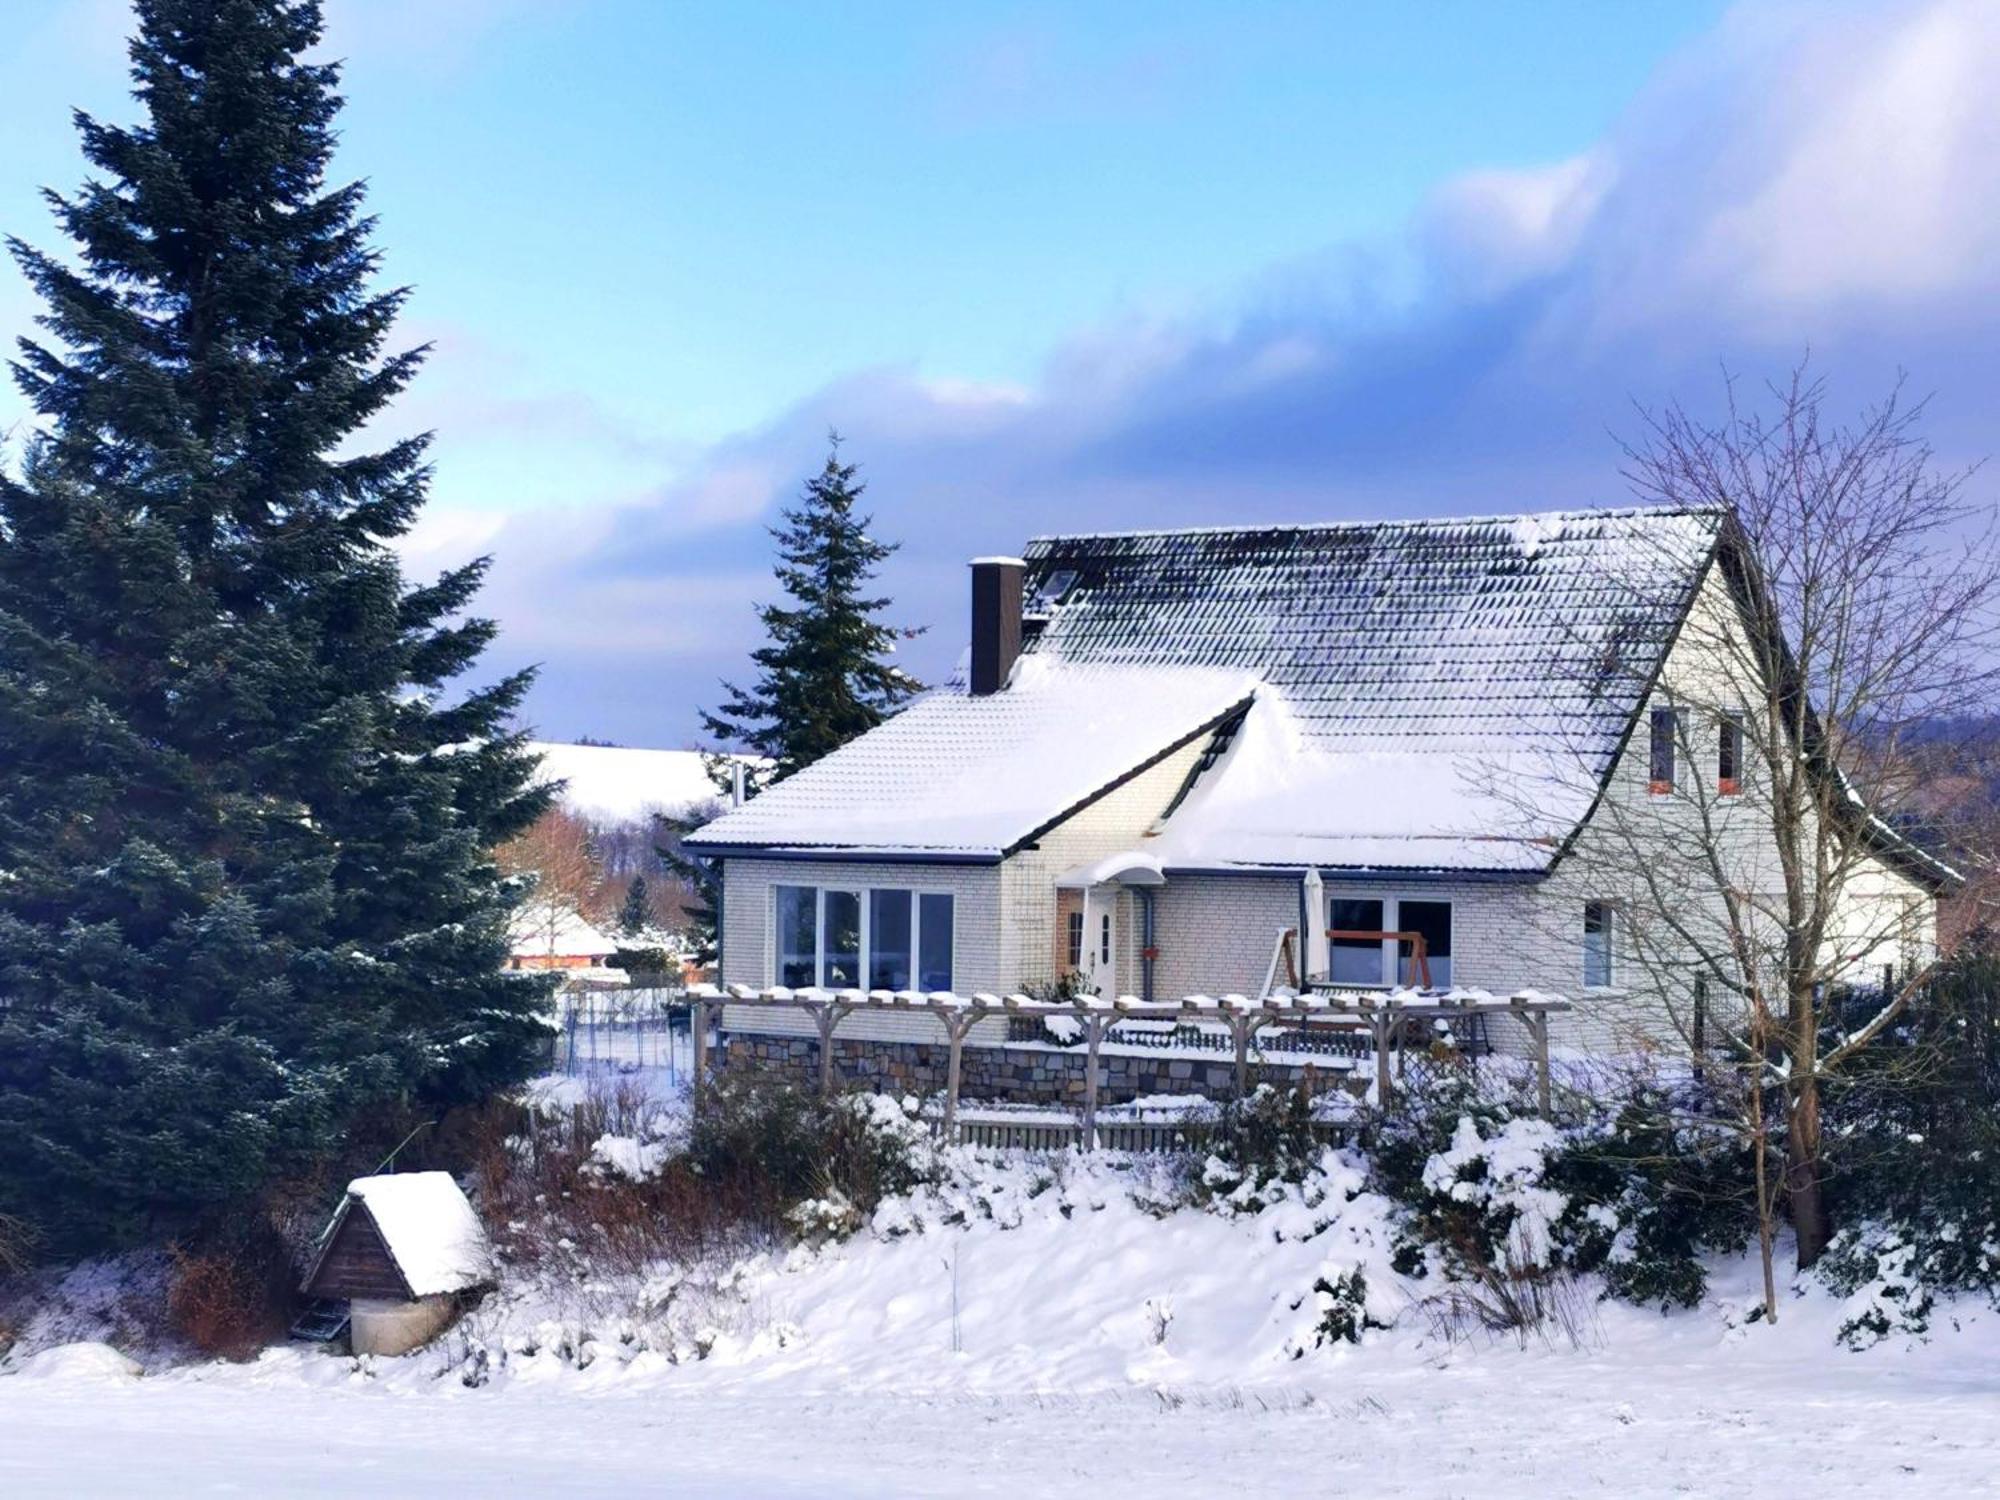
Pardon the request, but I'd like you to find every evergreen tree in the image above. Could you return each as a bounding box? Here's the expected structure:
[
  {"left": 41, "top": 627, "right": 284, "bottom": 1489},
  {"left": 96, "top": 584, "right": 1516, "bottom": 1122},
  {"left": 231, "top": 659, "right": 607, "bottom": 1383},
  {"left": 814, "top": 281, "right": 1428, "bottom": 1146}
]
[
  {"left": 618, "top": 876, "right": 651, "bottom": 938},
  {"left": 655, "top": 807, "right": 721, "bottom": 966},
  {"left": 0, "top": 0, "right": 551, "bottom": 1256},
  {"left": 701, "top": 439, "right": 922, "bottom": 779}
]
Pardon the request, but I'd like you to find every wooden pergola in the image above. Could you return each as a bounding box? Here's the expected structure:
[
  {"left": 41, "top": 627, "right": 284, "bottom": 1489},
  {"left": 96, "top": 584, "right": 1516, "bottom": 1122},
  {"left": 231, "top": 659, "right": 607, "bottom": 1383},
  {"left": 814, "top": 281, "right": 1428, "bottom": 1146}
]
[{"left": 687, "top": 984, "right": 1572, "bottom": 1143}]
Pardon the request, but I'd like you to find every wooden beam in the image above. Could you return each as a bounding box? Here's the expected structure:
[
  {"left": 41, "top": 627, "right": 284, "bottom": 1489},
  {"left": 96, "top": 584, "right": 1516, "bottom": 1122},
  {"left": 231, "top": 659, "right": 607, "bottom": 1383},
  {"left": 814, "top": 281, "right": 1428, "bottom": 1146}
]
[
  {"left": 1532, "top": 1010, "right": 1552, "bottom": 1119},
  {"left": 940, "top": 1010, "right": 979, "bottom": 1143},
  {"left": 813, "top": 1001, "right": 856, "bottom": 1096},
  {"left": 1230, "top": 1012, "right": 1255, "bottom": 1097}
]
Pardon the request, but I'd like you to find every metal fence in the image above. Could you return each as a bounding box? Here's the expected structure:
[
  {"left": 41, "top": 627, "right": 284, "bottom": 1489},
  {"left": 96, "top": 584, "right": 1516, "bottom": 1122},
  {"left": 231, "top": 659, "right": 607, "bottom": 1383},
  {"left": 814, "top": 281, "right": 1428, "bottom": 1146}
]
[{"left": 553, "top": 984, "right": 693, "bottom": 1087}]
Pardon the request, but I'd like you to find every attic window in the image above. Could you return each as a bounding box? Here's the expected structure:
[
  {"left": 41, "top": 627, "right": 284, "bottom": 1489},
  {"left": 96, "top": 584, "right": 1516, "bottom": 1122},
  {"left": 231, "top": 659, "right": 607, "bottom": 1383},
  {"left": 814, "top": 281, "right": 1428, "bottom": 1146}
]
[
  {"left": 1718, "top": 711, "right": 1743, "bottom": 795},
  {"left": 1583, "top": 902, "right": 1615, "bottom": 989},
  {"left": 1648, "top": 708, "right": 1677, "bottom": 795},
  {"left": 1025, "top": 568, "right": 1078, "bottom": 616}
]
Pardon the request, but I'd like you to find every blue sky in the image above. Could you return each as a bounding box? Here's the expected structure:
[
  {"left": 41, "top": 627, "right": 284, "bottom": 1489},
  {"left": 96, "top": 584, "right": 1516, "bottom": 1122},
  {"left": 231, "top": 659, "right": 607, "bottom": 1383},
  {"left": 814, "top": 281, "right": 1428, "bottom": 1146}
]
[{"left": 5, "top": 1, "right": 1997, "bottom": 745}]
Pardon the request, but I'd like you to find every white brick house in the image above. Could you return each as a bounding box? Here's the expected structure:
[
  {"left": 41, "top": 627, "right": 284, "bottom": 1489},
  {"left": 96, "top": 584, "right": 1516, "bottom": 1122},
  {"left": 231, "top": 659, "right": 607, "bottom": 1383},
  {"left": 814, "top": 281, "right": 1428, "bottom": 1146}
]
[{"left": 687, "top": 507, "right": 1955, "bottom": 1056}]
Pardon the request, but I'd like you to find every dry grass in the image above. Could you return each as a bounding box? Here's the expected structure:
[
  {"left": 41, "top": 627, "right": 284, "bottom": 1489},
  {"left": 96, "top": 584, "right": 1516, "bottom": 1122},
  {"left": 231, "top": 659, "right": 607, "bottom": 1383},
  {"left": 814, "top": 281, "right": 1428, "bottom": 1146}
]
[{"left": 165, "top": 1242, "right": 289, "bottom": 1360}]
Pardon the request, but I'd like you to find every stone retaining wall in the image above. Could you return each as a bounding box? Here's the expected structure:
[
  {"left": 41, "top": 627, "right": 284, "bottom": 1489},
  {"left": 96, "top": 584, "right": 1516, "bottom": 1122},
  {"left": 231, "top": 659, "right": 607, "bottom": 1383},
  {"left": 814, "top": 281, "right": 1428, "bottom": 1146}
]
[{"left": 721, "top": 1033, "right": 1354, "bottom": 1105}]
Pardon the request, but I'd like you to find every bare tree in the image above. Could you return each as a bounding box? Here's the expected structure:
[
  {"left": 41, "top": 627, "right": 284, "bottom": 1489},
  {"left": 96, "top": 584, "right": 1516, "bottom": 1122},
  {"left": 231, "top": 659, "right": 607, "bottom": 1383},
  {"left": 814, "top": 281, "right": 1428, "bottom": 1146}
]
[
  {"left": 1536, "top": 367, "right": 1999, "bottom": 1293},
  {"left": 497, "top": 807, "right": 608, "bottom": 955}
]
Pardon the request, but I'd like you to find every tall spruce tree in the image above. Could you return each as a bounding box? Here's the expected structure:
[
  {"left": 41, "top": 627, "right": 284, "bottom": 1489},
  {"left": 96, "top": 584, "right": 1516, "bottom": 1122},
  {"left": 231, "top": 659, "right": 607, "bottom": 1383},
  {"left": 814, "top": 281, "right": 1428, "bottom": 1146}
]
[
  {"left": 618, "top": 876, "right": 650, "bottom": 938},
  {"left": 0, "top": 0, "right": 551, "bottom": 1255},
  {"left": 701, "top": 439, "right": 923, "bottom": 780}
]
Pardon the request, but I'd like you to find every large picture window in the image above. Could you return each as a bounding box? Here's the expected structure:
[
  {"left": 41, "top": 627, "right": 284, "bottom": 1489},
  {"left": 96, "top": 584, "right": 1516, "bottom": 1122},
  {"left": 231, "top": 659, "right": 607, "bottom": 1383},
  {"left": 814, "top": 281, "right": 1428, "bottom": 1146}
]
[{"left": 773, "top": 884, "right": 955, "bottom": 992}]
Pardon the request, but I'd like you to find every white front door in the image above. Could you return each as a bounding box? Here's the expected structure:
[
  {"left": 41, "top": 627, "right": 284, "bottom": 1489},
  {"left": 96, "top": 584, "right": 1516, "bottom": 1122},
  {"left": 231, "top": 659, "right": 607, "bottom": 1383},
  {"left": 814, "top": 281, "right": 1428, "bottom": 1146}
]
[{"left": 1084, "top": 890, "right": 1118, "bottom": 997}]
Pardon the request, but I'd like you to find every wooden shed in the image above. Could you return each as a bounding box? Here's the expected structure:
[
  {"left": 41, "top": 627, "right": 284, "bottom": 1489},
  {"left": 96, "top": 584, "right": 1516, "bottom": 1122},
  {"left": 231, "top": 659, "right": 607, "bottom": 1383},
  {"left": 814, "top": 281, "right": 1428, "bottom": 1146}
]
[{"left": 301, "top": 1172, "right": 495, "bottom": 1356}]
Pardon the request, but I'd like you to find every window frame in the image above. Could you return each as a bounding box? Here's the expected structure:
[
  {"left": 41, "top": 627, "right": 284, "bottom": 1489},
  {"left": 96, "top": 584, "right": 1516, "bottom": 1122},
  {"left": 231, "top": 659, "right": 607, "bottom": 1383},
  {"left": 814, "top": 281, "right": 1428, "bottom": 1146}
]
[
  {"left": 1582, "top": 901, "right": 1616, "bottom": 990},
  {"left": 1717, "top": 709, "right": 1744, "bottom": 796},
  {"left": 1648, "top": 707, "right": 1678, "bottom": 795},
  {"left": 772, "top": 882, "right": 957, "bottom": 992},
  {"left": 1323, "top": 894, "right": 1454, "bottom": 990}
]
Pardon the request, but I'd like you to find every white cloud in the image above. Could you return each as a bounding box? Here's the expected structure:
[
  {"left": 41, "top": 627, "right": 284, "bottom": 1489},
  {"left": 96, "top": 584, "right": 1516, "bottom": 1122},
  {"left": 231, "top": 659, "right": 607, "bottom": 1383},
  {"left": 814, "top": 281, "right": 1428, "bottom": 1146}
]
[{"left": 460, "top": 0, "right": 2000, "bottom": 741}]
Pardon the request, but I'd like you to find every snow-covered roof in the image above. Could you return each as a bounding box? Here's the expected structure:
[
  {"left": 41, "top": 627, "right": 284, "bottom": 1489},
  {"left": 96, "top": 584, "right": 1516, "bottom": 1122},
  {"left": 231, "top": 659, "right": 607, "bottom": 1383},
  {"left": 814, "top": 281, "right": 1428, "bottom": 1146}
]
[
  {"left": 528, "top": 741, "right": 763, "bottom": 826},
  {"left": 687, "top": 659, "right": 1258, "bottom": 857},
  {"left": 509, "top": 902, "right": 617, "bottom": 958},
  {"left": 1142, "top": 691, "right": 1591, "bottom": 874},
  {"left": 689, "top": 505, "right": 1725, "bottom": 874},
  {"left": 1021, "top": 506, "right": 1720, "bottom": 753},
  {"left": 345, "top": 1172, "right": 494, "bottom": 1297}
]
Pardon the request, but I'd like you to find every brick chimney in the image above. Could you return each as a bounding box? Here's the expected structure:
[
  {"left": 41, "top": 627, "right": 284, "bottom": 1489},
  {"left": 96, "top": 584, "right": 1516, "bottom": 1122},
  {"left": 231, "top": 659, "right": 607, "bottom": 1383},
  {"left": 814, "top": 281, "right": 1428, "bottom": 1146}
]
[{"left": 968, "top": 557, "right": 1025, "bottom": 696}]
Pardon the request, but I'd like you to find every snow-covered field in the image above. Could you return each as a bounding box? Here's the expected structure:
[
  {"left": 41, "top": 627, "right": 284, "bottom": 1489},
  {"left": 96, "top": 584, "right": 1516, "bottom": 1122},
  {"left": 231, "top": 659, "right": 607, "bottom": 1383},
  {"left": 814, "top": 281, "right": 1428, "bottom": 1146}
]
[
  {"left": 6, "top": 1349, "right": 1997, "bottom": 1498},
  {"left": 5, "top": 1140, "right": 1997, "bottom": 1498}
]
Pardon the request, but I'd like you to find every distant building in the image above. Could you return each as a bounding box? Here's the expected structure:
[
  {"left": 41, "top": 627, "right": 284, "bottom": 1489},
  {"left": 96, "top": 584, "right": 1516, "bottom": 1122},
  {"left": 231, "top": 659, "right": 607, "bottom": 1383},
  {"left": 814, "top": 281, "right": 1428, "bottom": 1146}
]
[{"left": 507, "top": 902, "right": 616, "bottom": 971}]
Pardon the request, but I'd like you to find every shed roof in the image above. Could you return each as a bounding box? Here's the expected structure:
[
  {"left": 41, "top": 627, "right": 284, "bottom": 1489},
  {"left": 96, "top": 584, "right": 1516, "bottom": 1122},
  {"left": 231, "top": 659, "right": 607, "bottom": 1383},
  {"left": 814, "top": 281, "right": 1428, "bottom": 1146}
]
[{"left": 303, "top": 1172, "right": 494, "bottom": 1301}]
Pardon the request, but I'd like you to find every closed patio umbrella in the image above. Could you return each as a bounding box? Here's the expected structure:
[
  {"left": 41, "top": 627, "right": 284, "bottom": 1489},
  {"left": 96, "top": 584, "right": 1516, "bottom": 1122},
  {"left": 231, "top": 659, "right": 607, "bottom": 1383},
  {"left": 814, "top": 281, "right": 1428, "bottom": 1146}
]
[{"left": 1301, "top": 867, "right": 1329, "bottom": 984}]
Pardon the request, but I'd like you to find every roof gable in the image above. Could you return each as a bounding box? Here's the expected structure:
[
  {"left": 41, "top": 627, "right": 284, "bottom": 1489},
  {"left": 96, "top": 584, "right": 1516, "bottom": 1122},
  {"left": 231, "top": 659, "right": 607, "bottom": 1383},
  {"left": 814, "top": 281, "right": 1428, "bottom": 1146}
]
[{"left": 687, "top": 661, "right": 1257, "bottom": 858}]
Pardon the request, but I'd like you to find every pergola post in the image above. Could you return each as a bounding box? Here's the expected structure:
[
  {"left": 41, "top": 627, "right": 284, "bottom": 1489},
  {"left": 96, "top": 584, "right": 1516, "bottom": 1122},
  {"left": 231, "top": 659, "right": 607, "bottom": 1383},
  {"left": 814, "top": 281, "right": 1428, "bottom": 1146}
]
[
  {"left": 941, "top": 1009, "right": 979, "bottom": 1143},
  {"left": 813, "top": 1001, "right": 856, "bottom": 1096},
  {"left": 691, "top": 996, "right": 710, "bottom": 1114},
  {"left": 1531, "top": 1010, "right": 1552, "bottom": 1119},
  {"left": 1230, "top": 1012, "right": 1256, "bottom": 1097},
  {"left": 1370, "top": 1012, "right": 1393, "bottom": 1109},
  {"left": 1082, "top": 1013, "right": 1108, "bottom": 1150}
]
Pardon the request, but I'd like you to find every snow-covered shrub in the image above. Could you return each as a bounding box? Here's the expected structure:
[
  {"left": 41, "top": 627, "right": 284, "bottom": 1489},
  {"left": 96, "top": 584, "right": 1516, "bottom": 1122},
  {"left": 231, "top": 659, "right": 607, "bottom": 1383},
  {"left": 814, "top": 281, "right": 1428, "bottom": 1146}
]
[
  {"left": 1182, "top": 1084, "right": 1322, "bottom": 1201},
  {"left": 1819, "top": 937, "right": 2000, "bottom": 1344},
  {"left": 1367, "top": 1065, "right": 1753, "bottom": 1318},
  {"left": 1305, "top": 1267, "right": 1384, "bottom": 1346},
  {"left": 688, "top": 1075, "right": 937, "bottom": 1234},
  {"left": 1543, "top": 1078, "right": 1755, "bottom": 1310},
  {"left": 1823, "top": 1229, "right": 1945, "bottom": 1348}
]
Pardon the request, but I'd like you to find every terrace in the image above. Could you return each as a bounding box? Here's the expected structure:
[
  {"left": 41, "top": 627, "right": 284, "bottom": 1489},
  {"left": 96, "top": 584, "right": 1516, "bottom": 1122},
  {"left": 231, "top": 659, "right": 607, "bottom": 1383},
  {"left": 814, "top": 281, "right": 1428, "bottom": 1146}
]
[{"left": 689, "top": 983, "right": 1571, "bottom": 1148}]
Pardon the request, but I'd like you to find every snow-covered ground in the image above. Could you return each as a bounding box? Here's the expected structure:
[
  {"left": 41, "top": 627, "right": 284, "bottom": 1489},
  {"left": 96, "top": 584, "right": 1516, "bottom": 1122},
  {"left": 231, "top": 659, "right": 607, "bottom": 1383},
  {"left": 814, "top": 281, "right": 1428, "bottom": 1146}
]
[
  {"left": 5, "top": 1141, "right": 1997, "bottom": 1497},
  {"left": 7, "top": 1352, "right": 1997, "bottom": 1499}
]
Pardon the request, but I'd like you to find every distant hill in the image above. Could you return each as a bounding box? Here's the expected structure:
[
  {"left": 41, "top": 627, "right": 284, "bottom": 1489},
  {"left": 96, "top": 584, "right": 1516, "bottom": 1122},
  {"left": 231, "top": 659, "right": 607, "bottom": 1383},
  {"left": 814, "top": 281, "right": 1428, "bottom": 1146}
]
[{"left": 526, "top": 741, "right": 763, "bottom": 827}]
